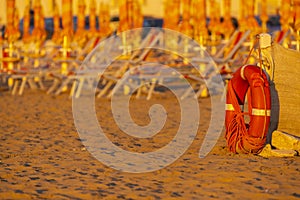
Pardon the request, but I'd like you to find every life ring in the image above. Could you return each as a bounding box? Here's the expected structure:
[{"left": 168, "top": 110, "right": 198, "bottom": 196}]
[{"left": 225, "top": 65, "right": 271, "bottom": 154}]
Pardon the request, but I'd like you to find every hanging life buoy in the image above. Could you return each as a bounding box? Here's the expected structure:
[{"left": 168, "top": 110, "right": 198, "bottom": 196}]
[{"left": 225, "top": 65, "right": 271, "bottom": 154}]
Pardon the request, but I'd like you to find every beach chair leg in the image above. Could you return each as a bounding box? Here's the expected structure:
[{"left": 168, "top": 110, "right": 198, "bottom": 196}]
[
  {"left": 19, "top": 77, "right": 28, "bottom": 95},
  {"left": 97, "top": 81, "right": 113, "bottom": 98},
  {"left": 181, "top": 87, "right": 194, "bottom": 100},
  {"left": 75, "top": 78, "right": 85, "bottom": 98},
  {"left": 28, "top": 78, "right": 37, "bottom": 90},
  {"left": 146, "top": 79, "right": 157, "bottom": 100},
  {"left": 69, "top": 80, "right": 78, "bottom": 98},
  {"left": 37, "top": 77, "right": 45, "bottom": 90},
  {"left": 47, "top": 78, "right": 60, "bottom": 94},
  {"left": 136, "top": 80, "right": 144, "bottom": 99},
  {"left": 55, "top": 78, "right": 71, "bottom": 96},
  {"left": 12, "top": 79, "right": 19, "bottom": 95},
  {"left": 196, "top": 84, "right": 208, "bottom": 98},
  {"left": 221, "top": 80, "right": 229, "bottom": 102}
]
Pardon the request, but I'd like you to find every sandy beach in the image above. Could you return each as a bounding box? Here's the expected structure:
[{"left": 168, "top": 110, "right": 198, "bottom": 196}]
[{"left": 0, "top": 89, "right": 299, "bottom": 200}]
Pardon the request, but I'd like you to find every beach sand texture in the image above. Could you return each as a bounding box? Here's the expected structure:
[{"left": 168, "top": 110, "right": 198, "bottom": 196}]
[{"left": 0, "top": 91, "right": 299, "bottom": 199}]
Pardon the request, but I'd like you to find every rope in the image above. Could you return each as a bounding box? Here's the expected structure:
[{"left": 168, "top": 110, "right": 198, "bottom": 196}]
[
  {"left": 226, "top": 79, "right": 267, "bottom": 154},
  {"left": 243, "top": 35, "right": 259, "bottom": 65}
]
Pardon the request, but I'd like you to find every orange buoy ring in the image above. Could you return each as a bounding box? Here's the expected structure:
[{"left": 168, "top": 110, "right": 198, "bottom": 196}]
[{"left": 225, "top": 65, "right": 271, "bottom": 154}]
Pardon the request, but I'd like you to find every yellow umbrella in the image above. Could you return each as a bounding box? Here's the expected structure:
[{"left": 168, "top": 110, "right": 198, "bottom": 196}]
[
  {"left": 132, "top": 0, "right": 143, "bottom": 29},
  {"left": 261, "top": 0, "right": 268, "bottom": 32},
  {"left": 74, "top": 0, "right": 88, "bottom": 46},
  {"left": 99, "top": 3, "right": 112, "bottom": 38},
  {"left": 294, "top": 0, "right": 300, "bottom": 51},
  {"left": 163, "top": 0, "right": 180, "bottom": 31},
  {"left": 279, "top": 0, "right": 292, "bottom": 31},
  {"left": 208, "top": 0, "right": 222, "bottom": 40},
  {"left": 22, "top": 5, "right": 31, "bottom": 43},
  {"left": 118, "top": 0, "right": 130, "bottom": 33},
  {"left": 88, "top": 0, "right": 99, "bottom": 38},
  {"left": 238, "top": 0, "right": 247, "bottom": 31},
  {"left": 62, "top": 0, "right": 74, "bottom": 39},
  {"left": 31, "top": 0, "right": 47, "bottom": 43},
  {"left": 246, "top": 0, "right": 259, "bottom": 33},
  {"left": 52, "top": 2, "right": 62, "bottom": 44},
  {"left": 4, "top": 0, "right": 20, "bottom": 42},
  {"left": 180, "top": 0, "right": 193, "bottom": 38},
  {"left": 192, "top": 0, "right": 208, "bottom": 45},
  {"left": 220, "top": 0, "right": 234, "bottom": 40}
]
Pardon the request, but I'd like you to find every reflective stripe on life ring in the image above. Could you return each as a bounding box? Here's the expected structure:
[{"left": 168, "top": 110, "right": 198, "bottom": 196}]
[{"left": 226, "top": 104, "right": 271, "bottom": 116}]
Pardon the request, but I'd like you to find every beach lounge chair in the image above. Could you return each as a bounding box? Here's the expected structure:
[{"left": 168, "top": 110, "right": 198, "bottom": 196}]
[
  {"left": 96, "top": 28, "right": 164, "bottom": 99},
  {"left": 9, "top": 40, "right": 63, "bottom": 95},
  {"left": 181, "top": 30, "right": 251, "bottom": 99}
]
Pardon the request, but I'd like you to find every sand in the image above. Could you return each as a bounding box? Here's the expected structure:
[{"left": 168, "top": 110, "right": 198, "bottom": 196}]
[{"left": 0, "top": 90, "right": 299, "bottom": 200}]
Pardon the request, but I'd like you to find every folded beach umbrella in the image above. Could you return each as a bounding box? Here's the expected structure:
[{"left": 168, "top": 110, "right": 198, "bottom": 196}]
[
  {"left": 179, "top": 0, "right": 193, "bottom": 38},
  {"left": 22, "top": 5, "right": 31, "bottom": 43},
  {"left": 74, "top": 0, "right": 88, "bottom": 47},
  {"left": 52, "top": 2, "right": 62, "bottom": 44},
  {"left": 191, "top": 0, "right": 208, "bottom": 46},
  {"left": 98, "top": 3, "right": 112, "bottom": 38},
  {"left": 88, "top": 0, "right": 99, "bottom": 39},
  {"left": 162, "top": 0, "right": 180, "bottom": 31},
  {"left": 4, "top": 0, "right": 20, "bottom": 42},
  {"left": 31, "top": 0, "right": 47, "bottom": 43},
  {"left": 220, "top": 0, "right": 234, "bottom": 40},
  {"left": 62, "top": 0, "right": 74, "bottom": 39}
]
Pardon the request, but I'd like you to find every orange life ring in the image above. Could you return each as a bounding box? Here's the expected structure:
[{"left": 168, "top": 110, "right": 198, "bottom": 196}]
[{"left": 225, "top": 65, "right": 271, "bottom": 154}]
